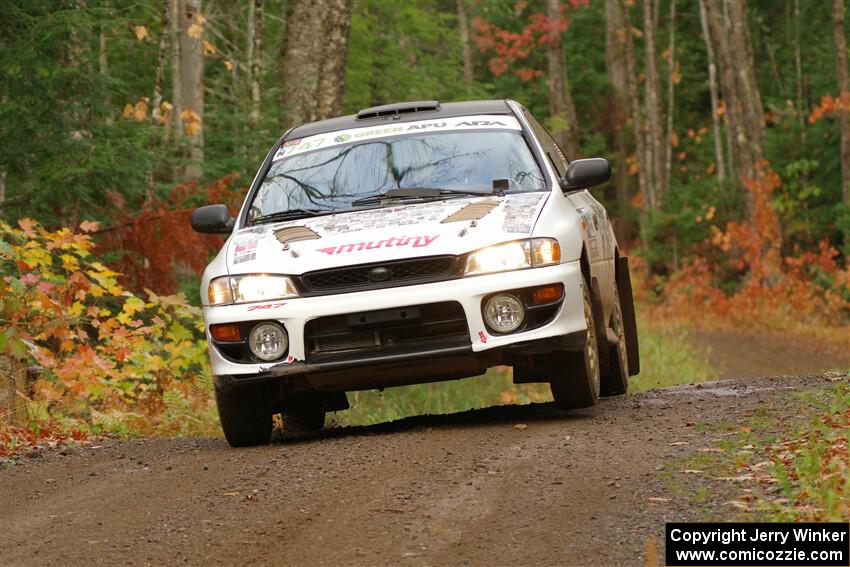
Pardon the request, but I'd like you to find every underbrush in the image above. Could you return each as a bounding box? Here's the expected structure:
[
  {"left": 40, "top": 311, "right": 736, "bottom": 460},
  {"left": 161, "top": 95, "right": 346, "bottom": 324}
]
[{"left": 672, "top": 377, "right": 849, "bottom": 522}]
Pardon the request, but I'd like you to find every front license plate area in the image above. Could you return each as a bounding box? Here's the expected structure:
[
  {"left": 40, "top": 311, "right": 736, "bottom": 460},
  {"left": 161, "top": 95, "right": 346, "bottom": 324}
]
[{"left": 347, "top": 306, "right": 421, "bottom": 327}]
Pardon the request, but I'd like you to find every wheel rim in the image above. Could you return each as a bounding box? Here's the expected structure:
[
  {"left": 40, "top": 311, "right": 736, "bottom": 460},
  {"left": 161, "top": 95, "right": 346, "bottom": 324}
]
[
  {"left": 613, "top": 298, "right": 628, "bottom": 376},
  {"left": 583, "top": 286, "right": 600, "bottom": 392}
]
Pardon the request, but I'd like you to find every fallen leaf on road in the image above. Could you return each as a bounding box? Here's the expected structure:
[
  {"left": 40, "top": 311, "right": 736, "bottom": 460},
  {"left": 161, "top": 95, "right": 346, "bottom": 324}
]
[
  {"left": 698, "top": 448, "right": 724, "bottom": 453},
  {"left": 680, "top": 469, "right": 703, "bottom": 474},
  {"left": 513, "top": 424, "right": 528, "bottom": 431},
  {"left": 724, "top": 500, "right": 753, "bottom": 511},
  {"left": 222, "top": 492, "right": 239, "bottom": 496},
  {"left": 648, "top": 497, "right": 670, "bottom": 503},
  {"left": 668, "top": 441, "right": 689, "bottom": 446},
  {"left": 712, "top": 475, "right": 755, "bottom": 482}
]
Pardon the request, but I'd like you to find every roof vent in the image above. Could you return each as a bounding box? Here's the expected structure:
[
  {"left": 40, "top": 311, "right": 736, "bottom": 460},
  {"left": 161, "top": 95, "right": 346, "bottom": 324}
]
[{"left": 356, "top": 100, "right": 441, "bottom": 120}]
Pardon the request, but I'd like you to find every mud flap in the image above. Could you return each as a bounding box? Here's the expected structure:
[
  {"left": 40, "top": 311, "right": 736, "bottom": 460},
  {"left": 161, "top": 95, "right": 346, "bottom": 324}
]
[
  {"left": 615, "top": 256, "right": 640, "bottom": 375},
  {"left": 590, "top": 277, "right": 610, "bottom": 378}
]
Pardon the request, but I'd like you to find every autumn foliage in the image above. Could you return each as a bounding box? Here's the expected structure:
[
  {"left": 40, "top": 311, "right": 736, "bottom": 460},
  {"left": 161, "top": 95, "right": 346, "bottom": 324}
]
[
  {"left": 0, "top": 219, "right": 215, "bottom": 434},
  {"left": 98, "top": 174, "right": 244, "bottom": 294},
  {"left": 639, "top": 163, "right": 850, "bottom": 336},
  {"left": 472, "top": 1, "right": 587, "bottom": 80}
]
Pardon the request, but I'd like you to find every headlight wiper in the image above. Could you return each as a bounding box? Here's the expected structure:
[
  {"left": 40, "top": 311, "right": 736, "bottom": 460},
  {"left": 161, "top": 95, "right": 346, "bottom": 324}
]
[
  {"left": 351, "top": 187, "right": 491, "bottom": 207},
  {"left": 249, "top": 208, "right": 336, "bottom": 225}
]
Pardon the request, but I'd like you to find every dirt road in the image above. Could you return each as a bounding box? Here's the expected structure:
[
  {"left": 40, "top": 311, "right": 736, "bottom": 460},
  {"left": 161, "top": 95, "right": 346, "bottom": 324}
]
[
  {"left": 0, "top": 369, "right": 844, "bottom": 567},
  {"left": 2, "top": 331, "right": 846, "bottom": 566}
]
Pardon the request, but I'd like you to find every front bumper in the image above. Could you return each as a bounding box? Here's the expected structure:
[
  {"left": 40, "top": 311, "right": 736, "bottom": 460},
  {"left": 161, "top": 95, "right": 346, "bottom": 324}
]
[{"left": 204, "top": 260, "right": 586, "bottom": 390}]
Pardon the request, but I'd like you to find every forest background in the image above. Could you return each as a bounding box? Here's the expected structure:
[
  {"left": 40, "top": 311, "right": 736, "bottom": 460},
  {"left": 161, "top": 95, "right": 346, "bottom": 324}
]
[{"left": 0, "top": 0, "right": 848, "bottom": 442}]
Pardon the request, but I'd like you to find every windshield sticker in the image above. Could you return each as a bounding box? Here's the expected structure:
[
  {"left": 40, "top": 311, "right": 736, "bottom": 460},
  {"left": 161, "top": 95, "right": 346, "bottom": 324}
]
[
  {"left": 273, "top": 115, "right": 522, "bottom": 161},
  {"left": 317, "top": 234, "right": 439, "bottom": 255},
  {"left": 501, "top": 193, "right": 547, "bottom": 233}
]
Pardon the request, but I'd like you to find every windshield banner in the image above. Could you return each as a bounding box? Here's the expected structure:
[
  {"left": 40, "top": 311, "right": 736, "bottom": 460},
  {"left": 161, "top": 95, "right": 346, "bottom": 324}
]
[{"left": 273, "top": 115, "right": 522, "bottom": 161}]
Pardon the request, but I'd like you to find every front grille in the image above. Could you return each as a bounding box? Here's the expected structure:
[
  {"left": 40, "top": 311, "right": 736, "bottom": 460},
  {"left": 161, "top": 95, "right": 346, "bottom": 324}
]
[
  {"left": 305, "top": 301, "right": 469, "bottom": 363},
  {"left": 299, "top": 256, "right": 460, "bottom": 294}
]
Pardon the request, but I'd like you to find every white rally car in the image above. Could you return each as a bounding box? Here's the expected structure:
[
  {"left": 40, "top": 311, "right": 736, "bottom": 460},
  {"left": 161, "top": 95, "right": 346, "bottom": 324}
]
[{"left": 191, "top": 100, "right": 639, "bottom": 447}]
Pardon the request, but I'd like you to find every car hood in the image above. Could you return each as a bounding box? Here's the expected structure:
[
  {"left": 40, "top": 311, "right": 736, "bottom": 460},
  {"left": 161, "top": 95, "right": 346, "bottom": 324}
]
[{"left": 226, "top": 192, "right": 550, "bottom": 275}]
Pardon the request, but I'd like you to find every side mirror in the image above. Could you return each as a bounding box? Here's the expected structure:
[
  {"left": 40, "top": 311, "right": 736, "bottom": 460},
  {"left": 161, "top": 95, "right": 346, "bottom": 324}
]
[
  {"left": 191, "top": 204, "right": 235, "bottom": 234},
  {"left": 560, "top": 158, "right": 612, "bottom": 191}
]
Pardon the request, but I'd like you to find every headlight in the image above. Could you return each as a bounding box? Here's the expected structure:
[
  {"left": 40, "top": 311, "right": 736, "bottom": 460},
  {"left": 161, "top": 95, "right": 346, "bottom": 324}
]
[
  {"left": 207, "top": 274, "right": 299, "bottom": 306},
  {"left": 464, "top": 238, "right": 560, "bottom": 276}
]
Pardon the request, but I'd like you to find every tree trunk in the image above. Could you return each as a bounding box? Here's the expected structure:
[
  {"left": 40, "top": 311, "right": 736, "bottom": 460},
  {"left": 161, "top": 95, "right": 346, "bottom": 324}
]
[
  {"left": 169, "top": 0, "right": 182, "bottom": 182},
  {"left": 834, "top": 0, "right": 850, "bottom": 204},
  {"left": 458, "top": 0, "right": 474, "bottom": 94},
  {"left": 620, "top": 0, "right": 649, "bottom": 207},
  {"left": 698, "top": 0, "right": 726, "bottom": 187},
  {"left": 605, "top": 0, "right": 632, "bottom": 219},
  {"left": 546, "top": 0, "right": 580, "bottom": 161},
  {"left": 279, "top": 0, "right": 326, "bottom": 128},
  {"left": 643, "top": 0, "right": 665, "bottom": 210},
  {"left": 147, "top": 3, "right": 169, "bottom": 194},
  {"left": 249, "top": 0, "right": 264, "bottom": 130},
  {"left": 178, "top": 0, "right": 204, "bottom": 179},
  {"left": 315, "top": 0, "right": 352, "bottom": 120},
  {"left": 794, "top": 0, "right": 804, "bottom": 132},
  {"left": 663, "top": 0, "right": 676, "bottom": 197},
  {"left": 704, "top": 0, "right": 764, "bottom": 219},
  {"left": 99, "top": 29, "right": 113, "bottom": 126}
]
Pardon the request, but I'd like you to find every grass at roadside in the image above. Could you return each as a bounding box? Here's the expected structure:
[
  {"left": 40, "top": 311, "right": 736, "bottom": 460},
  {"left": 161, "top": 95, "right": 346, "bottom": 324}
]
[
  {"left": 331, "top": 321, "right": 716, "bottom": 426},
  {"left": 668, "top": 377, "right": 849, "bottom": 522}
]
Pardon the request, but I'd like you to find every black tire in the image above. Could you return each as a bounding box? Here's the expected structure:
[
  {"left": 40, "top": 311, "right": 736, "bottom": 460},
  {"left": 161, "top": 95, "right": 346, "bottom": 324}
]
[
  {"left": 550, "top": 276, "right": 601, "bottom": 410},
  {"left": 601, "top": 286, "right": 629, "bottom": 396},
  {"left": 215, "top": 384, "right": 273, "bottom": 447}
]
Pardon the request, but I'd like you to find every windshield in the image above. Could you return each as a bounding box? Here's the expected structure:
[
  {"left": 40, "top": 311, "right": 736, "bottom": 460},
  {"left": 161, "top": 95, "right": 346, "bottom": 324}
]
[{"left": 247, "top": 130, "right": 545, "bottom": 222}]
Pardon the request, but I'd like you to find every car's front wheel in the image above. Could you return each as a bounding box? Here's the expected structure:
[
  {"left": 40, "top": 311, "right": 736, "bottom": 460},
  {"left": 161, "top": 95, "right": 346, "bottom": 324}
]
[
  {"left": 215, "top": 384, "right": 273, "bottom": 447},
  {"left": 549, "top": 276, "right": 601, "bottom": 410}
]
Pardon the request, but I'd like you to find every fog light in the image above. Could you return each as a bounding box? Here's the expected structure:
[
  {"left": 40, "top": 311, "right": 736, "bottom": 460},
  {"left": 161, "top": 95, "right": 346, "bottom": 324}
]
[
  {"left": 484, "top": 294, "right": 525, "bottom": 333},
  {"left": 248, "top": 322, "right": 288, "bottom": 361}
]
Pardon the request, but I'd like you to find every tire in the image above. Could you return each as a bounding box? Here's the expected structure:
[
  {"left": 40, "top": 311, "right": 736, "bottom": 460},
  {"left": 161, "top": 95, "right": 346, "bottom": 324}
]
[
  {"left": 550, "top": 275, "right": 601, "bottom": 410},
  {"left": 215, "top": 384, "right": 273, "bottom": 447},
  {"left": 601, "top": 286, "right": 629, "bottom": 396}
]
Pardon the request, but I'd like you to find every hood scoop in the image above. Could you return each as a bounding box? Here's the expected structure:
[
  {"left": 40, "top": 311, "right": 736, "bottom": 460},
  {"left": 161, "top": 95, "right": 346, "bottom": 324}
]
[
  {"left": 274, "top": 225, "right": 320, "bottom": 245},
  {"left": 441, "top": 198, "right": 500, "bottom": 224}
]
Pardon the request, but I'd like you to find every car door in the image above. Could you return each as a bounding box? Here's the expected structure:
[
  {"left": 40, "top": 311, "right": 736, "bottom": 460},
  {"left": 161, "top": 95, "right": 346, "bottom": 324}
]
[{"left": 522, "top": 109, "right": 614, "bottom": 310}]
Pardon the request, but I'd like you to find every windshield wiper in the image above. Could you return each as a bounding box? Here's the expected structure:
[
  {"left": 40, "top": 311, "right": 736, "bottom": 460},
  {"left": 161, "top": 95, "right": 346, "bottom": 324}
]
[
  {"left": 351, "top": 187, "right": 490, "bottom": 207},
  {"left": 249, "top": 208, "right": 336, "bottom": 225}
]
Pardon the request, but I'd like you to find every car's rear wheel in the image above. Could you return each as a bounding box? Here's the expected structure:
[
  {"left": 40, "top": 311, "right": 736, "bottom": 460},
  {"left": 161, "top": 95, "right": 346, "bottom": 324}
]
[
  {"left": 549, "top": 276, "right": 601, "bottom": 409},
  {"left": 601, "top": 286, "right": 629, "bottom": 396},
  {"left": 215, "top": 384, "right": 273, "bottom": 447}
]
